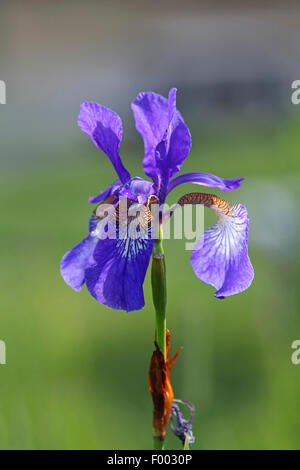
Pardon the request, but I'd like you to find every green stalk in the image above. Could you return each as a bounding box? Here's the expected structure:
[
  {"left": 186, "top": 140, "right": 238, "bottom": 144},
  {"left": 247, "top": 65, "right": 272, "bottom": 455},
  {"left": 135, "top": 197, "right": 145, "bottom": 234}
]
[
  {"left": 152, "top": 224, "right": 166, "bottom": 357},
  {"left": 151, "top": 224, "right": 166, "bottom": 450},
  {"left": 153, "top": 437, "right": 164, "bottom": 451}
]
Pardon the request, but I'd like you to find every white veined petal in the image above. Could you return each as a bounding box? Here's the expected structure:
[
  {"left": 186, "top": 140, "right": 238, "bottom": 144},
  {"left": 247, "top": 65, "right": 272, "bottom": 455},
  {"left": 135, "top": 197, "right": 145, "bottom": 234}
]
[{"left": 191, "top": 204, "right": 254, "bottom": 298}]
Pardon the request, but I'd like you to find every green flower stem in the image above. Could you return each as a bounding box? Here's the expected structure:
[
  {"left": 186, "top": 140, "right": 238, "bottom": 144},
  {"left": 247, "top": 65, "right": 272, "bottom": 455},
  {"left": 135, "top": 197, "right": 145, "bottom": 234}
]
[
  {"left": 152, "top": 225, "right": 166, "bottom": 357},
  {"left": 153, "top": 436, "right": 164, "bottom": 451},
  {"left": 151, "top": 224, "right": 166, "bottom": 450}
]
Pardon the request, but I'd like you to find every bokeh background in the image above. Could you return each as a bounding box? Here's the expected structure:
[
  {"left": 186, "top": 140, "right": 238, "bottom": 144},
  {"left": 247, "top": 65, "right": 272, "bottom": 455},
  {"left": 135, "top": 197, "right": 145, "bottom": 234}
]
[{"left": 1, "top": 0, "right": 300, "bottom": 449}]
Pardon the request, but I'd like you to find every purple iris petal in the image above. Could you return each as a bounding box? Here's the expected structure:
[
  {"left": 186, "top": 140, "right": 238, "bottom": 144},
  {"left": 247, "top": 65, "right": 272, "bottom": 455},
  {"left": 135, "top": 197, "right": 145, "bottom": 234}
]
[
  {"left": 88, "top": 180, "right": 121, "bottom": 204},
  {"left": 168, "top": 172, "right": 245, "bottom": 194},
  {"left": 89, "top": 178, "right": 155, "bottom": 205},
  {"left": 78, "top": 102, "right": 130, "bottom": 184},
  {"left": 85, "top": 234, "right": 154, "bottom": 312},
  {"left": 131, "top": 88, "right": 191, "bottom": 201},
  {"left": 191, "top": 204, "right": 254, "bottom": 298},
  {"left": 118, "top": 177, "right": 155, "bottom": 203},
  {"left": 60, "top": 235, "right": 98, "bottom": 292}
]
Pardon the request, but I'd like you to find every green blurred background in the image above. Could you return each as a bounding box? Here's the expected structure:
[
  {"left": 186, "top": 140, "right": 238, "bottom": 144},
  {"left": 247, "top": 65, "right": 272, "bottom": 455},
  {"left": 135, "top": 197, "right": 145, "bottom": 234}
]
[{"left": 1, "top": 1, "right": 300, "bottom": 449}]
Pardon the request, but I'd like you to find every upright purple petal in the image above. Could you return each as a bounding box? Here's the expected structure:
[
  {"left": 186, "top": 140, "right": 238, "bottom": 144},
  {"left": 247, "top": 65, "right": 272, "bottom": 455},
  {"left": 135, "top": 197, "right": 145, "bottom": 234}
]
[
  {"left": 131, "top": 88, "right": 191, "bottom": 201},
  {"left": 131, "top": 91, "right": 169, "bottom": 180},
  {"left": 78, "top": 102, "right": 130, "bottom": 184},
  {"left": 191, "top": 204, "right": 254, "bottom": 298},
  {"left": 60, "top": 235, "right": 98, "bottom": 292},
  {"left": 168, "top": 172, "right": 245, "bottom": 195},
  {"left": 85, "top": 233, "right": 154, "bottom": 312}
]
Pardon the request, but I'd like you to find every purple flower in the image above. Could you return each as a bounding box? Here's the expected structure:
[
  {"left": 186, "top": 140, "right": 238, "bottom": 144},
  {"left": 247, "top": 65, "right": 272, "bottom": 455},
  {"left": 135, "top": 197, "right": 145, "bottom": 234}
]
[{"left": 60, "top": 88, "right": 253, "bottom": 312}]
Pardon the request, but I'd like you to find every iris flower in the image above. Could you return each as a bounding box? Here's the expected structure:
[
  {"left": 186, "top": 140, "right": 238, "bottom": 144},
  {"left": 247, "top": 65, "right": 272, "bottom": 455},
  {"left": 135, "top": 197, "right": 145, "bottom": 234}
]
[{"left": 60, "top": 88, "right": 254, "bottom": 311}]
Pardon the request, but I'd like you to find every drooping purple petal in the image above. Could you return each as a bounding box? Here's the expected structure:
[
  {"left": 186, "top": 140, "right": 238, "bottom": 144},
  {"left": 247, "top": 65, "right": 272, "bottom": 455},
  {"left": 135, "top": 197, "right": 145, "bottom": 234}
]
[
  {"left": 88, "top": 180, "right": 122, "bottom": 204},
  {"left": 191, "top": 204, "right": 254, "bottom": 298},
  {"left": 85, "top": 228, "right": 154, "bottom": 312},
  {"left": 78, "top": 102, "right": 130, "bottom": 184},
  {"left": 131, "top": 88, "right": 191, "bottom": 200},
  {"left": 167, "top": 172, "right": 245, "bottom": 195},
  {"left": 60, "top": 235, "right": 98, "bottom": 292}
]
